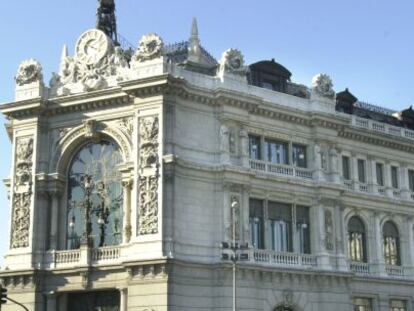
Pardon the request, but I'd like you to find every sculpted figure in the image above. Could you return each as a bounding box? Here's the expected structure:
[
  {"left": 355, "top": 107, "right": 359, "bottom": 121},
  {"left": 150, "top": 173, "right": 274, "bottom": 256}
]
[
  {"left": 15, "top": 59, "right": 43, "bottom": 86},
  {"left": 312, "top": 73, "right": 335, "bottom": 98},
  {"left": 220, "top": 124, "right": 230, "bottom": 152}
]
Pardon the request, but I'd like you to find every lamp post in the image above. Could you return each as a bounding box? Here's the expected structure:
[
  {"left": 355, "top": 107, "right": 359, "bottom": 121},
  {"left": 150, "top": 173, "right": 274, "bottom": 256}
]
[{"left": 221, "top": 198, "right": 249, "bottom": 311}]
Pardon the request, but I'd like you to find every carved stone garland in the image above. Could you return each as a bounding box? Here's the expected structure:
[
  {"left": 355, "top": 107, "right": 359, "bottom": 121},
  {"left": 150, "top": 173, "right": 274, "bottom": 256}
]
[
  {"left": 11, "top": 138, "right": 34, "bottom": 248},
  {"left": 138, "top": 116, "right": 159, "bottom": 235}
]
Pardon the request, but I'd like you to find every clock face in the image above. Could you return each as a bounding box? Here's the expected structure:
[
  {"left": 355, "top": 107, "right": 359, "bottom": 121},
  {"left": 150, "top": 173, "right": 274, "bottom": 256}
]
[{"left": 76, "top": 29, "right": 111, "bottom": 64}]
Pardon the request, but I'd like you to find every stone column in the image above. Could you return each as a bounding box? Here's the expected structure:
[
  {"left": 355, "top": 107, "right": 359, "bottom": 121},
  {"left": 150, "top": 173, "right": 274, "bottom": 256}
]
[
  {"left": 400, "top": 164, "right": 411, "bottom": 200},
  {"left": 122, "top": 180, "right": 133, "bottom": 244},
  {"left": 313, "top": 143, "right": 324, "bottom": 181},
  {"left": 49, "top": 190, "right": 62, "bottom": 250},
  {"left": 366, "top": 156, "right": 374, "bottom": 193},
  {"left": 371, "top": 212, "right": 386, "bottom": 277},
  {"left": 242, "top": 186, "right": 250, "bottom": 245},
  {"left": 405, "top": 218, "right": 414, "bottom": 277},
  {"left": 370, "top": 158, "right": 378, "bottom": 194},
  {"left": 334, "top": 203, "right": 347, "bottom": 271},
  {"left": 329, "top": 146, "right": 340, "bottom": 183},
  {"left": 351, "top": 155, "right": 359, "bottom": 191},
  {"left": 45, "top": 292, "right": 57, "bottom": 311},
  {"left": 384, "top": 161, "right": 393, "bottom": 197},
  {"left": 120, "top": 288, "right": 128, "bottom": 311},
  {"left": 239, "top": 128, "right": 249, "bottom": 168}
]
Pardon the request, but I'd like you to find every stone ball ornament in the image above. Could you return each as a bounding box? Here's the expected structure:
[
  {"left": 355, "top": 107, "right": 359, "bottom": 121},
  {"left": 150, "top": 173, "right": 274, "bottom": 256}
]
[
  {"left": 312, "top": 73, "right": 335, "bottom": 98},
  {"left": 15, "top": 59, "right": 43, "bottom": 86},
  {"left": 75, "top": 29, "right": 112, "bottom": 65},
  {"left": 133, "top": 33, "right": 164, "bottom": 62}
]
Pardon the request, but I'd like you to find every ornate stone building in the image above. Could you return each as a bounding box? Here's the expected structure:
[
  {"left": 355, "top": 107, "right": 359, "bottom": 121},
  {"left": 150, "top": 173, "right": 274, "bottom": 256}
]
[{"left": 1, "top": 4, "right": 414, "bottom": 311}]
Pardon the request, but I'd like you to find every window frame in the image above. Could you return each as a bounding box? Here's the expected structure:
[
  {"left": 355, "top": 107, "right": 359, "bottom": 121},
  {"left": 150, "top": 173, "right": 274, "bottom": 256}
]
[{"left": 347, "top": 216, "right": 367, "bottom": 263}]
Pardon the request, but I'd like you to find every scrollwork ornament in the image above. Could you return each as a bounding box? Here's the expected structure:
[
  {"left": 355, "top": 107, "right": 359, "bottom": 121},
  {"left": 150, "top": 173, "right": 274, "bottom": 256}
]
[
  {"left": 132, "top": 33, "right": 164, "bottom": 63},
  {"left": 15, "top": 59, "right": 43, "bottom": 86},
  {"left": 138, "top": 175, "right": 159, "bottom": 235},
  {"left": 312, "top": 73, "right": 335, "bottom": 98}
]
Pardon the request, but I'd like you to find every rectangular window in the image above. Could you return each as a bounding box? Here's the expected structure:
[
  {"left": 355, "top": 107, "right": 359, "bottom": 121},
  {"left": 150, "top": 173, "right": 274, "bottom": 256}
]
[
  {"left": 296, "top": 206, "right": 310, "bottom": 254},
  {"left": 376, "top": 163, "right": 384, "bottom": 186},
  {"left": 268, "top": 201, "right": 292, "bottom": 252},
  {"left": 408, "top": 169, "right": 414, "bottom": 192},
  {"left": 249, "top": 199, "right": 264, "bottom": 249},
  {"left": 391, "top": 166, "right": 399, "bottom": 189},
  {"left": 390, "top": 300, "right": 407, "bottom": 311},
  {"left": 342, "top": 156, "right": 351, "bottom": 180},
  {"left": 249, "top": 135, "right": 261, "bottom": 160},
  {"left": 292, "top": 144, "right": 307, "bottom": 168},
  {"left": 353, "top": 298, "right": 372, "bottom": 311},
  {"left": 358, "top": 159, "right": 366, "bottom": 183},
  {"left": 265, "top": 139, "right": 288, "bottom": 165}
]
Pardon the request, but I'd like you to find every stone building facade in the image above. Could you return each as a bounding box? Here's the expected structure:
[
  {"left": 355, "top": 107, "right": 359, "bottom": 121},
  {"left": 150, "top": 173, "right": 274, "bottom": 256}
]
[{"left": 1, "top": 11, "right": 414, "bottom": 311}]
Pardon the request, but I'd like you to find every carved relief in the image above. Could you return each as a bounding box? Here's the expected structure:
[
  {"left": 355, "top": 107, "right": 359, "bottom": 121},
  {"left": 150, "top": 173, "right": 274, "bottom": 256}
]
[
  {"left": 132, "top": 33, "right": 164, "bottom": 64},
  {"left": 324, "top": 209, "right": 334, "bottom": 251},
  {"left": 218, "top": 49, "right": 247, "bottom": 76},
  {"left": 139, "top": 117, "right": 159, "bottom": 169},
  {"left": 138, "top": 116, "right": 160, "bottom": 235},
  {"left": 312, "top": 73, "right": 335, "bottom": 98},
  {"left": 11, "top": 137, "right": 34, "bottom": 249},
  {"left": 138, "top": 175, "right": 159, "bottom": 235},
  {"left": 118, "top": 117, "right": 134, "bottom": 139},
  {"left": 15, "top": 59, "right": 43, "bottom": 86},
  {"left": 219, "top": 124, "right": 229, "bottom": 153},
  {"left": 230, "top": 196, "right": 241, "bottom": 241}
]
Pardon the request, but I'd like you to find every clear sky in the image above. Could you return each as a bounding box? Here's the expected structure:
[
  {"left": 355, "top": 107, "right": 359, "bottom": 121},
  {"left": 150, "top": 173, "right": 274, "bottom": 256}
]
[{"left": 0, "top": 0, "right": 414, "bottom": 264}]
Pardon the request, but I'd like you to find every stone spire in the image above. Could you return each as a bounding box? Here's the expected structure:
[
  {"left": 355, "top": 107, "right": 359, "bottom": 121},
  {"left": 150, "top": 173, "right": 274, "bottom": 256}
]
[{"left": 188, "top": 17, "right": 201, "bottom": 63}]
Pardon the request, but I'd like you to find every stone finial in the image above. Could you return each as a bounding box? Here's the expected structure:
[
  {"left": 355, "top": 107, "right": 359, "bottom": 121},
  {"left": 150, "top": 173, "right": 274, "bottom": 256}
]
[
  {"left": 188, "top": 17, "right": 201, "bottom": 62},
  {"left": 15, "top": 59, "right": 43, "bottom": 86},
  {"left": 132, "top": 33, "right": 164, "bottom": 63},
  {"left": 312, "top": 73, "right": 335, "bottom": 98}
]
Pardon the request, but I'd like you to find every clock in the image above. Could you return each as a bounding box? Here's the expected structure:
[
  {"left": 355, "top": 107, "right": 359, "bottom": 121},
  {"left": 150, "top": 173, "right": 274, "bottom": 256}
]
[{"left": 75, "top": 29, "right": 111, "bottom": 64}]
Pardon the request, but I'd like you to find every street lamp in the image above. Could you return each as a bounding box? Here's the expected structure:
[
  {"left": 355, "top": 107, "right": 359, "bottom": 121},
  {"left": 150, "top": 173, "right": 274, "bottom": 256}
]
[{"left": 221, "top": 199, "right": 249, "bottom": 311}]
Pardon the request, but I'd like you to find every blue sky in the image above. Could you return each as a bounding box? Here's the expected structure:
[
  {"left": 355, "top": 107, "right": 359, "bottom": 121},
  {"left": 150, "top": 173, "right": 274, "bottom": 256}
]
[{"left": 0, "top": 0, "right": 414, "bottom": 264}]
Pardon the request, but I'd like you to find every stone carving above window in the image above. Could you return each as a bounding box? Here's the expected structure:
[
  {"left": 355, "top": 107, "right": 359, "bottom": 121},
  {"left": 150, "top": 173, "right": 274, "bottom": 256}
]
[
  {"left": 132, "top": 33, "right": 164, "bottom": 64},
  {"left": 15, "top": 59, "right": 43, "bottom": 86},
  {"left": 11, "top": 137, "right": 34, "bottom": 249},
  {"left": 138, "top": 116, "right": 160, "bottom": 235},
  {"left": 312, "top": 73, "right": 335, "bottom": 98}
]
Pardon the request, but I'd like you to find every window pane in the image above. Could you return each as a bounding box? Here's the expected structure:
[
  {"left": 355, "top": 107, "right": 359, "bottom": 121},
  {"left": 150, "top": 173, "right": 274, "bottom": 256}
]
[
  {"left": 390, "top": 300, "right": 406, "bottom": 311},
  {"left": 268, "top": 202, "right": 292, "bottom": 252},
  {"left": 67, "top": 141, "right": 123, "bottom": 249},
  {"left": 383, "top": 222, "right": 400, "bottom": 266},
  {"left": 358, "top": 159, "right": 366, "bottom": 183},
  {"left": 265, "top": 139, "right": 288, "bottom": 164},
  {"left": 353, "top": 298, "right": 372, "bottom": 311},
  {"left": 249, "top": 135, "right": 261, "bottom": 160},
  {"left": 292, "top": 144, "right": 307, "bottom": 168},
  {"left": 342, "top": 156, "right": 350, "bottom": 180},
  {"left": 249, "top": 199, "right": 264, "bottom": 249},
  {"left": 376, "top": 163, "right": 384, "bottom": 186},
  {"left": 296, "top": 206, "right": 310, "bottom": 254},
  {"left": 391, "top": 166, "right": 399, "bottom": 189},
  {"left": 409, "top": 170, "right": 414, "bottom": 192},
  {"left": 348, "top": 216, "right": 366, "bottom": 262}
]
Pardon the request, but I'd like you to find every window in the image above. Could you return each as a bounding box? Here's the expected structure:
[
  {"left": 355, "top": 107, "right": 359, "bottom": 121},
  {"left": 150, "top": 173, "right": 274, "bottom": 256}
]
[
  {"left": 390, "top": 300, "right": 407, "bottom": 311},
  {"left": 249, "top": 135, "right": 261, "bottom": 160},
  {"left": 265, "top": 139, "right": 288, "bottom": 165},
  {"left": 357, "top": 159, "right": 366, "bottom": 183},
  {"left": 348, "top": 216, "right": 367, "bottom": 262},
  {"left": 342, "top": 156, "right": 351, "bottom": 180},
  {"left": 296, "top": 206, "right": 310, "bottom": 254},
  {"left": 249, "top": 199, "right": 264, "bottom": 249},
  {"left": 383, "top": 221, "right": 400, "bottom": 266},
  {"left": 268, "top": 202, "right": 292, "bottom": 252},
  {"left": 353, "top": 298, "right": 372, "bottom": 311},
  {"left": 67, "top": 290, "right": 120, "bottom": 311},
  {"left": 391, "top": 166, "right": 399, "bottom": 188},
  {"left": 376, "top": 163, "right": 384, "bottom": 186},
  {"left": 292, "top": 144, "right": 307, "bottom": 168},
  {"left": 67, "top": 141, "right": 123, "bottom": 249},
  {"left": 408, "top": 169, "right": 414, "bottom": 192}
]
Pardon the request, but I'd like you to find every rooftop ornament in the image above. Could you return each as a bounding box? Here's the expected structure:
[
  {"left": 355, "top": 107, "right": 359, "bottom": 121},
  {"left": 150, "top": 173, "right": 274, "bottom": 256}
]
[
  {"left": 312, "top": 73, "right": 335, "bottom": 99},
  {"left": 15, "top": 59, "right": 43, "bottom": 86}
]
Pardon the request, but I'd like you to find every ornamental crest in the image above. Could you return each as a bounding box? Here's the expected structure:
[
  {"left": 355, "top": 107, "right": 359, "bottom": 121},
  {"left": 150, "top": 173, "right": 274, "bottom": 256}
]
[
  {"left": 132, "top": 33, "right": 164, "bottom": 63},
  {"left": 312, "top": 73, "right": 335, "bottom": 98},
  {"left": 15, "top": 59, "right": 43, "bottom": 86},
  {"left": 218, "top": 48, "right": 247, "bottom": 76}
]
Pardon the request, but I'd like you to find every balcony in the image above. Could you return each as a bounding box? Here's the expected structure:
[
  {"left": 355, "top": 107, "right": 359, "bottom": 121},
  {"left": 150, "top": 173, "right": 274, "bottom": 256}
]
[
  {"left": 386, "top": 265, "right": 404, "bottom": 277},
  {"left": 46, "top": 245, "right": 122, "bottom": 269},
  {"left": 352, "top": 116, "right": 414, "bottom": 141},
  {"left": 249, "top": 159, "right": 313, "bottom": 180},
  {"left": 252, "top": 249, "right": 317, "bottom": 268},
  {"left": 349, "top": 261, "right": 370, "bottom": 276}
]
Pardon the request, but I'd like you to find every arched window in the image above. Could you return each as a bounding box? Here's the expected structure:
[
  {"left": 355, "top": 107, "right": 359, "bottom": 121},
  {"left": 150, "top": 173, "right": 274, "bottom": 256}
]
[
  {"left": 347, "top": 216, "right": 367, "bottom": 262},
  {"left": 67, "top": 140, "right": 123, "bottom": 249},
  {"left": 383, "top": 221, "right": 400, "bottom": 266}
]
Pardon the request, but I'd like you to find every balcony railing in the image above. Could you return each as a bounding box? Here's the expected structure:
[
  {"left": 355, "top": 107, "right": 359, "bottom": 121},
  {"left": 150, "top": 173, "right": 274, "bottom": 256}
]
[
  {"left": 386, "top": 265, "right": 404, "bottom": 277},
  {"left": 54, "top": 249, "right": 81, "bottom": 264},
  {"left": 252, "top": 249, "right": 317, "bottom": 268},
  {"left": 349, "top": 261, "right": 370, "bottom": 275},
  {"left": 352, "top": 116, "right": 414, "bottom": 142},
  {"left": 91, "top": 246, "right": 121, "bottom": 261},
  {"left": 249, "top": 159, "right": 313, "bottom": 180}
]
